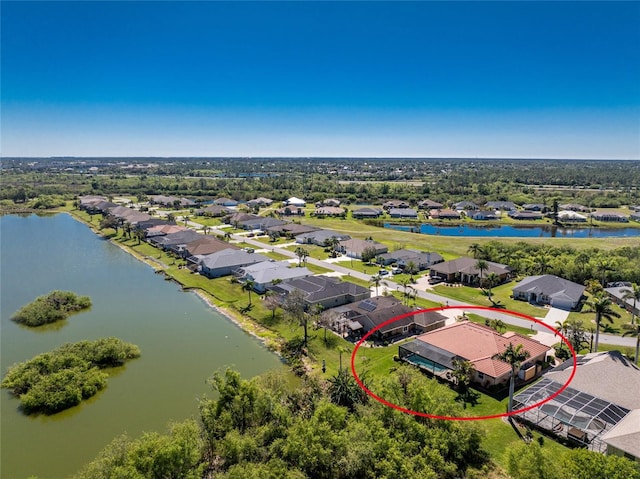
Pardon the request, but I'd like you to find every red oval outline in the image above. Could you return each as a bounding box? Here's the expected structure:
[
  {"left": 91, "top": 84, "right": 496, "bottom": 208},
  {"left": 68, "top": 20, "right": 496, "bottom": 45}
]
[{"left": 350, "top": 305, "right": 577, "bottom": 421}]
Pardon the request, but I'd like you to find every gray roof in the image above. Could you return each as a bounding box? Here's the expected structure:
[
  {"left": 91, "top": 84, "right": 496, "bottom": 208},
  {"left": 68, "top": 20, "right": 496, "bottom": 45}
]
[
  {"left": 197, "top": 248, "right": 269, "bottom": 269},
  {"left": 152, "top": 230, "right": 201, "bottom": 247},
  {"left": 605, "top": 286, "right": 639, "bottom": 312},
  {"left": 296, "top": 229, "right": 351, "bottom": 244},
  {"left": 430, "top": 257, "right": 510, "bottom": 276},
  {"left": 485, "top": 201, "right": 516, "bottom": 210},
  {"left": 239, "top": 261, "right": 312, "bottom": 284},
  {"left": 389, "top": 208, "right": 418, "bottom": 216},
  {"left": 601, "top": 409, "right": 640, "bottom": 458},
  {"left": 378, "top": 249, "right": 443, "bottom": 266},
  {"left": 545, "top": 351, "right": 640, "bottom": 410},
  {"left": 272, "top": 275, "right": 370, "bottom": 303},
  {"left": 513, "top": 275, "right": 585, "bottom": 304}
]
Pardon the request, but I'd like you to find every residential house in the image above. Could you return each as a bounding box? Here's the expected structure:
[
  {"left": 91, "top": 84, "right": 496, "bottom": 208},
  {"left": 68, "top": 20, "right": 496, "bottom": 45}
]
[
  {"left": 276, "top": 206, "right": 305, "bottom": 216},
  {"left": 213, "top": 197, "right": 238, "bottom": 207},
  {"left": 148, "top": 230, "right": 201, "bottom": 250},
  {"left": 591, "top": 212, "right": 629, "bottom": 222},
  {"left": 179, "top": 236, "right": 237, "bottom": 259},
  {"left": 106, "top": 205, "right": 153, "bottom": 225},
  {"left": 400, "top": 321, "right": 551, "bottom": 387},
  {"left": 266, "top": 223, "right": 319, "bottom": 238},
  {"left": 485, "top": 201, "right": 516, "bottom": 211},
  {"left": 631, "top": 212, "right": 640, "bottom": 222},
  {"left": 429, "top": 208, "right": 460, "bottom": 220},
  {"left": 509, "top": 211, "right": 543, "bottom": 220},
  {"left": 383, "top": 200, "right": 410, "bottom": 210},
  {"left": 332, "top": 296, "right": 447, "bottom": 341},
  {"left": 235, "top": 261, "right": 313, "bottom": 293},
  {"left": 78, "top": 195, "right": 109, "bottom": 212},
  {"left": 149, "top": 195, "right": 196, "bottom": 208},
  {"left": 225, "top": 212, "right": 261, "bottom": 226},
  {"left": 284, "top": 197, "right": 306, "bottom": 207},
  {"left": 199, "top": 205, "right": 233, "bottom": 217},
  {"left": 136, "top": 218, "right": 176, "bottom": 232},
  {"left": 196, "top": 249, "right": 269, "bottom": 278},
  {"left": 296, "top": 229, "right": 351, "bottom": 246},
  {"left": 429, "top": 257, "right": 511, "bottom": 285},
  {"left": 605, "top": 285, "right": 640, "bottom": 317},
  {"left": 453, "top": 201, "right": 479, "bottom": 211},
  {"left": 557, "top": 211, "right": 588, "bottom": 222},
  {"left": 522, "top": 203, "right": 548, "bottom": 212},
  {"left": 238, "top": 217, "right": 288, "bottom": 231},
  {"left": 559, "top": 203, "right": 591, "bottom": 213},
  {"left": 389, "top": 208, "right": 418, "bottom": 219},
  {"left": 513, "top": 351, "right": 640, "bottom": 457},
  {"left": 352, "top": 207, "right": 383, "bottom": 218},
  {"left": 246, "top": 197, "right": 274, "bottom": 208},
  {"left": 316, "top": 198, "right": 341, "bottom": 207},
  {"left": 471, "top": 210, "right": 499, "bottom": 221},
  {"left": 145, "top": 224, "right": 189, "bottom": 238},
  {"left": 513, "top": 275, "right": 585, "bottom": 310},
  {"left": 268, "top": 275, "right": 370, "bottom": 310},
  {"left": 338, "top": 238, "right": 388, "bottom": 259},
  {"left": 313, "top": 206, "right": 346, "bottom": 217},
  {"left": 418, "top": 199, "right": 443, "bottom": 210},
  {"left": 377, "top": 249, "right": 443, "bottom": 270}
]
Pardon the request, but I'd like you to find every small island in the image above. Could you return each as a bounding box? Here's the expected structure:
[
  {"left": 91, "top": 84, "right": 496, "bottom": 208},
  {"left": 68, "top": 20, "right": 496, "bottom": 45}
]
[
  {"left": 11, "top": 290, "right": 92, "bottom": 327},
  {"left": 1, "top": 337, "right": 141, "bottom": 415}
]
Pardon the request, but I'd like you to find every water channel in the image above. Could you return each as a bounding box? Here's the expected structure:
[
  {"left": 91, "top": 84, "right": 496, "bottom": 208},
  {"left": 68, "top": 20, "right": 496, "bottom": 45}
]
[
  {"left": 0, "top": 213, "right": 284, "bottom": 479},
  {"left": 384, "top": 222, "right": 640, "bottom": 238}
]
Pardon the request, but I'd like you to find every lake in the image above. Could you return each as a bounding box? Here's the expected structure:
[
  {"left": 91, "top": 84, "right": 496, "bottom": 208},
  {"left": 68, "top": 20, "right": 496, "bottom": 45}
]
[
  {"left": 384, "top": 222, "right": 640, "bottom": 238},
  {"left": 0, "top": 213, "right": 284, "bottom": 479}
]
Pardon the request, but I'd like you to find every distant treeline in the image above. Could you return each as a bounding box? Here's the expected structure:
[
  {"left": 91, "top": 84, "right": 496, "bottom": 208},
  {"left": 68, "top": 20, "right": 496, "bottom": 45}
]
[
  {"left": 1, "top": 338, "right": 140, "bottom": 414},
  {"left": 11, "top": 290, "right": 92, "bottom": 327},
  {"left": 2, "top": 158, "right": 639, "bottom": 208}
]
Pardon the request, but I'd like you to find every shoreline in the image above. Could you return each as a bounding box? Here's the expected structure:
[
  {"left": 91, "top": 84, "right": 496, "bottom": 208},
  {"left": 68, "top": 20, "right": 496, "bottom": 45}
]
[{"left": 66, "top": 210, "right": 286, "bottom": 359}]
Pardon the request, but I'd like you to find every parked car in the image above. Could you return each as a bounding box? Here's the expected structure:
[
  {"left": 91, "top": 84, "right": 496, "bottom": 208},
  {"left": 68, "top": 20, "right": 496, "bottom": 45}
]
[
  {"left": 379, "top": 269, "right": 390, "bottom": 276},
  {"left": 428, "top": 276, "right": 444, "bottom": 284},
  {"left": 391, "top": 268, "right": 403, "bottom": 275}
]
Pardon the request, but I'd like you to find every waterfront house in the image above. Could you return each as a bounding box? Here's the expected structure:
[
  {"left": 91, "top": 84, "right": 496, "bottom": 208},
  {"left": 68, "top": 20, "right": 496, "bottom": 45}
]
[
  {"left": 149, "top": 230, "right": 201, "bottom": 250},
  {"left": 383, "top": 200, "right": 411, "bottom": 210},
  {"left": 196, "top": 249, "right": 269, "bottom": 278},
  {"left": 453, "top": 201, "right": 480, "bottom": 211},
  {"left": 429, "top": 208, "right": 460, "bottom": 220},
  {"left": 178, "top": 236, "right": 236, "bottom": 258},
  {"left": 235, "top": 261, "right": 313, "bottom": 293},
  {"left": 522, "top": 203, "right": 548, "bottom": 212},
  {"left": 557, "top": 211, "right": 588, "bottom": 222},
  {"left": 559, "top": 203, "right": 591, "bottom": 213},
  {"left": 513, "top": 275, "right": 585, "bottom": 310},
  {"left": 509, "top": 211, "right": 543, "bottom": 220},
  {"left": 389, "top": 208, "right": 418, "bottom": 219},
  {"left": 400, "top": 321, "right": 551, "bottom": 387},
  {"left": 485, "top": 201, "right": 516, "bottom": 211},
  {"left": 268, "top": 275, "right": 370, "bottom": 310},
  {"left": 471, "top": 210, "right": 499, "bottom": 221},
  {"left": 590, "top": 212, "right": 629, "bottom": 222}
]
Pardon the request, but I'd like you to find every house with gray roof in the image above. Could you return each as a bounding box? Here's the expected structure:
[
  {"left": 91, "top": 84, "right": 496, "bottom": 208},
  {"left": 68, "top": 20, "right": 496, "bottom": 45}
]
[
  {"left": 179, "top": 236, "right": 237, "bottom": 258},
  {"left": 418, "top": 199, "right": 443, "bottom": 210},
  {"left": 389, "top": 208, "right": 418, "bottom": 219},
  {"left": 213, "top": 197, "right": 238, "bottom": 207},
  {"left": 296, "top": 229, "right": 351, "bottom": 246},
  {"left": 485, "top": 201, "right": 516, "bottom": 211},
  {"left": 338, "top": 238, "right": 388, "bottom": 259},
  {"left": 382, "top": 200, "right": 410, "bottom": 210},
  {"left": 149, "top": 230, "right": 201, "bottom": 250},
  {"left": 377, "top": 249, "right": 443, "bottom": 270},
  {"left": 605, "top": 285, "right": 640, "bottom": 317},
  {"left": 235, "top": 261, "right": 312, "bottom": 293},
  {"left": 352, "top": 207, "right": 383, "bottom": 218},
  {"left": 199, "top": 205, "right": 233, "bottom": 217},
  {"left": 269, "top": 275, "right": 370, "bottom": 310},
  {"left": 196, "top": 249, "right": 269, "bottom": 278},
  {"left": 513, "top": 351, "right": 640, "bottom": 457},
  {"left": 453, "top": 201, "right": 479, "bottom": 211},
  {"left": 591, "top": 212, "right": 629, "bottom": 223},
  {"left": 238, "top": 217, "right": 288, "bottom": 231},
  {"left": 246, "top": 197, "right": 274, "bottom": 208},
  {"left": 512, "top": 275, "right": 585, "bottom": 310},
  {"left": 522, "top": 203, "right": 548, "bottom": 212},
  {"left": 331, "top": 296, "right": 447, "bottom": 341}
]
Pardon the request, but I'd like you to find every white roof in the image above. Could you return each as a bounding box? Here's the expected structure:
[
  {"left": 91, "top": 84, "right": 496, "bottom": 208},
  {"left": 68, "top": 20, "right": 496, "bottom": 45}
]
[{"left": 286, "top": 197, "right": 306, "bottom": 205}]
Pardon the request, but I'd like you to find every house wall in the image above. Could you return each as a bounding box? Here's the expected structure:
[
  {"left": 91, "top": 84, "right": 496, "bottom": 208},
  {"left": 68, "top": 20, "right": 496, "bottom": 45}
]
[{"left": 606, "top": 445, "right": 640, "bottom": 463}]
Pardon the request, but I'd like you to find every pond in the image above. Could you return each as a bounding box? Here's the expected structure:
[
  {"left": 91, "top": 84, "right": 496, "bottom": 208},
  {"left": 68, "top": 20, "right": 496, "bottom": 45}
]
[
  {"left": 384, "top": 222, "right": 640, "bottom": 238},
  {"left": 0, "top": 213, "right": 284, "bottom": 479}
]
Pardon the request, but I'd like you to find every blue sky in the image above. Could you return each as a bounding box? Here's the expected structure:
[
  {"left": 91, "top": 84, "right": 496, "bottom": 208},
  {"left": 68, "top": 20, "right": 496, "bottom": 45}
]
[{"left": 2, "top": 1, "right": 639, "bottom": 158}]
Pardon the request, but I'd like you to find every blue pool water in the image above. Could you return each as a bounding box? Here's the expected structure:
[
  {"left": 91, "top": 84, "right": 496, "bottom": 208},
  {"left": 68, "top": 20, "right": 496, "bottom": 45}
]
[{"left": 404, "top": 354, "right": 450, "bottom": 373}]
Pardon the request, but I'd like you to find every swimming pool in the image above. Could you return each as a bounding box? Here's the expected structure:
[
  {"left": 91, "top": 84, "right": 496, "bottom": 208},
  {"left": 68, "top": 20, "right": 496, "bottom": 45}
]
[{"left": 404, "top": 354, "right": 450, "bottom": 374}]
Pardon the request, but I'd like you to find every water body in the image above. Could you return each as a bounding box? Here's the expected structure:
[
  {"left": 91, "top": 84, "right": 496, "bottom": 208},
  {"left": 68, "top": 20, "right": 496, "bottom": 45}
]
[
  {"left": 0, "top": 213, "right": 284, "bottom": 479},
  {"left": 384, "top": 222, "right": 640, "bottom": 238}
]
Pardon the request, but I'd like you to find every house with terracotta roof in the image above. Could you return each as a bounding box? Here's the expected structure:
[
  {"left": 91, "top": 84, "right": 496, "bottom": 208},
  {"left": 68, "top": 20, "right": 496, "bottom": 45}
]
[
  {"left": 429, "top": 257, "right": 511, "bottom": 285},
  {"left": 418, "top": 199, "right": 443, "bottom": 210},
  {"left": 429, "top": 208, "right": 460, "bottom": 220},
  {"left": 399, "top": 321, "right": 551, "bottom": 387}
]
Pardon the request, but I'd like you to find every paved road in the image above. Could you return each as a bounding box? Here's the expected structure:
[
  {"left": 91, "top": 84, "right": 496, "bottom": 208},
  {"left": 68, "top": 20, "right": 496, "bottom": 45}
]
[{"left": 224, "top": 231, "right": 636, "bottom": 348}]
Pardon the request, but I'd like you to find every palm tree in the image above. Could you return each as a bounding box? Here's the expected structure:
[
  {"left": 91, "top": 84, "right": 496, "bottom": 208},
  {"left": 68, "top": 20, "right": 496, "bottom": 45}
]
[
  {"left": 202, "top": 225, "right": 211, "bottom": 235},
  {"left": 622, "top": 322, "right": 640, "bottom": 365},
  {"left": 404, "top": 260, "right": 418, "bottom": 281},
  {"left": 468, "top": 243, "right": 484, "bottom": 259},
  {"left": 534, "top": 252, "right": 551, "bottom": 275},
  {"left": 486, "top": 272, "right": 500, "bottom": 302},
  {"left": 242, "top": 279, "right": 255, "bottom": 306},
  {"left": 294, "top": 246, "right": 309, "bottom": 266},
  {"left": 494, "top": 343, "right": 530, "bottom": 413},
  {"left": 475, "top": 259, "right": 488, "bottom": 287},
  {"left": 370, "top": 274, "right": 385, "bottom": 297},
  {"left": 622, "top": 283, "right": 640, "bottom": 325},
  {"left": 582, "top": 294, "right": 621, "bottom": 352}
]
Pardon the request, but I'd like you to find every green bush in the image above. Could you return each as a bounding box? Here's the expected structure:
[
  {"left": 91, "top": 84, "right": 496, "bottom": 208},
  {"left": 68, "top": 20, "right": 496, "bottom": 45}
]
[{"left": 11, "top": 290, "right": 92, "bottom": 327}]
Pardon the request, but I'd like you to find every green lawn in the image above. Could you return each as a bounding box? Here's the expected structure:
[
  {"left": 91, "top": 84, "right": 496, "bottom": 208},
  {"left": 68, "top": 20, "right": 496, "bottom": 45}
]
[
  {"left": 567, "top": 295, "right": 634, "bottom": 335},
  {"left": 432, "top": 282, "right": 548, "bottom": 318}
]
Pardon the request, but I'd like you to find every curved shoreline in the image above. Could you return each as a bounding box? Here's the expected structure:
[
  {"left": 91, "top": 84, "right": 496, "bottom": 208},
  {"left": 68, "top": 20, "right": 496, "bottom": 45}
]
[{"left": 66, "top": 211, "right": 285, "bottom": 358}]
